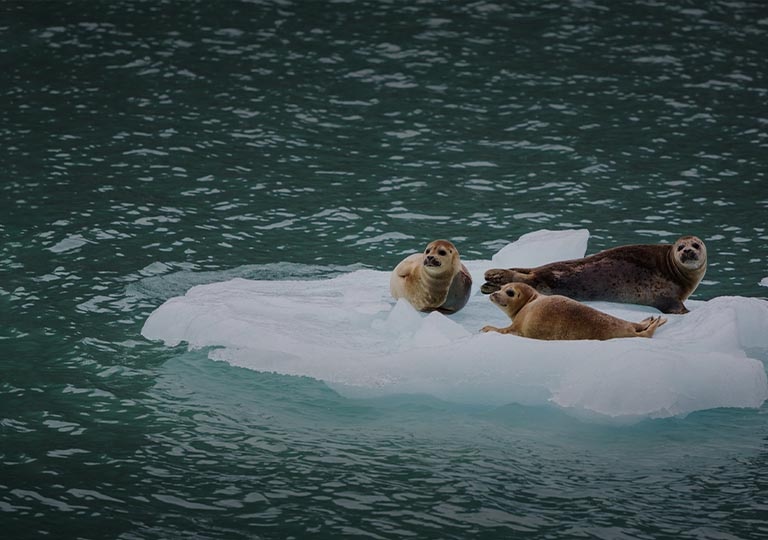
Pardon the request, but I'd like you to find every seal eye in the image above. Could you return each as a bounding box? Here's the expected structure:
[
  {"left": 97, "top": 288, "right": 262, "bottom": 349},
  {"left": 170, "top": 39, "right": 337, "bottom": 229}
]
[
  {"left": 677, "top": 245, "right": 684, "bottom": 251},
  {"left": 506, "top": 289, "right": 515, "bottom": 297},
  {"left": 424, "top": 248, "right": 430, "bottom": 254},
  {"left": 692, "top": 243, "right": 700, "bottom": 250},
  {"left": 438, "top": 249, "right": 447, "bottom": 256}
]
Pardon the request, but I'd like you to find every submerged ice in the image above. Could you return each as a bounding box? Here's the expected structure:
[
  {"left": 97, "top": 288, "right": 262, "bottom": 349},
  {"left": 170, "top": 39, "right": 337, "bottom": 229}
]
[{"left": 141, "top": 230, "right": 768, "bottom": 422}]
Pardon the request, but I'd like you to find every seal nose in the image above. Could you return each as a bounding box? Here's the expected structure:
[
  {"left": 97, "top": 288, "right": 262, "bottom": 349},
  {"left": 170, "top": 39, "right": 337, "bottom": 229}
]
[
  {"left": 680, "top": 248, "right": 699, "bottom": 263},
  {"left": 425, "top": 255, "right": 439, "bottom": 266}
]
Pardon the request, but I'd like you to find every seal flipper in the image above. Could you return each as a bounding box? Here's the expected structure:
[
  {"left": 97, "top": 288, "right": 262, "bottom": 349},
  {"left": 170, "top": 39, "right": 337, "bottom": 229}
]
[
  {"left": 480, "top": 281, "right": 500, "bottom": 294},
  {"left": 484, "top": 268, "right": 517, "bottom": 283},
  {"left": 481, "top": 268, "right": 533, "bottom": 295},
  {"left": 634, "top": 316, "right": 668, "bottom": 338},
  {"left": 438, "top": 265, "right": 473, "bottom": 314}
]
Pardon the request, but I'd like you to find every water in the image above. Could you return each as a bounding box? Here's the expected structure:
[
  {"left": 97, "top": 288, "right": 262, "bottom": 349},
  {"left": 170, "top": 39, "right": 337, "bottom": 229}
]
[{"left": 2, "top": 0, "right": 768, "bottom": 538}]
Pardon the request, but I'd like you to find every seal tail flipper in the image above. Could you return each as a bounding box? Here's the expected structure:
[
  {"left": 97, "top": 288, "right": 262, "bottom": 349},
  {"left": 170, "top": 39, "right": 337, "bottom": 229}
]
[{"left": 635, "top": 316, "right": 668, "bottom": 338}]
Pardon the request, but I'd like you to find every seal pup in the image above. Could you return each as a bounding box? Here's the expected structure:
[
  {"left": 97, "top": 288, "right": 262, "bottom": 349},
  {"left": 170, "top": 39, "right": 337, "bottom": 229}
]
[
  {"left": 390, "top": 239, "right": 473, "bottom": 314},
  {"left": 481, "top": 235, "right": 707, "bottom": 314},
  {"left": 481, "top": 283, "right": 667, "bottom": 340}
]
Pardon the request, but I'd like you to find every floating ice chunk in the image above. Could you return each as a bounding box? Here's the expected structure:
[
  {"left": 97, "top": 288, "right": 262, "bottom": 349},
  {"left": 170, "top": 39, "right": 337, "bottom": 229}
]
[
  {"left": 490, "top": 229, "right": 589, "bottom": 268},
  {"left": 139, "top": 262, "right": 173, "bottom": 276},
  {"left": 48, "top": 234, "right": 90, "bottom": 253},
  {"left": 760, "top": 277, "right": 768, "bottom": 287},
  {"left": 141, "top": 229, "right": 768, "bottom": 423}
]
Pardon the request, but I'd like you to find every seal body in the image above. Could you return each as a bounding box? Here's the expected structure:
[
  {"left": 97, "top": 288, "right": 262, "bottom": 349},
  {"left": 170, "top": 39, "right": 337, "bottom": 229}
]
[
  {"left": 390, "top": 239, "right": 472, "bottom": 314},
  {"left": 481, "top": 235, "right": 707, "bottom": 314},
  {"left": 481, "top": 283, "right": 667, "bottom": 340}
]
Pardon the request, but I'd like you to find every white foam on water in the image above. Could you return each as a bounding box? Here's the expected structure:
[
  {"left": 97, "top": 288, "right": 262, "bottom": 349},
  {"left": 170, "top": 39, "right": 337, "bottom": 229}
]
[
  {"left": 760, "top": 277, "right": 768, "bottom": 287},
  {"left": 141, "top": 230, "right": 768, "bottom": 422}
]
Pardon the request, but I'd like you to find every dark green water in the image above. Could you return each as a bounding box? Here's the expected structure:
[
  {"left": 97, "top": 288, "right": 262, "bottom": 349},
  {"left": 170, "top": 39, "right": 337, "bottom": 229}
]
[{"left": 2, "top": 1, "right": 768, "bottom": 538}]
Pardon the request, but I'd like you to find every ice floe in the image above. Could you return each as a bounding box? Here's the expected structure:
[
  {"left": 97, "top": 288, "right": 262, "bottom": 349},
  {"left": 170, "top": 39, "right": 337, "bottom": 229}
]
[{"left": 141, "top": 230, "right": 768, "bottom": 422}]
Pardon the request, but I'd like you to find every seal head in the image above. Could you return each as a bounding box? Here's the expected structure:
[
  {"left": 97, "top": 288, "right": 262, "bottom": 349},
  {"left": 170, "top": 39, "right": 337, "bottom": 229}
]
[{"left": 672, "top": 235, "right": 707, "bottom": 272}]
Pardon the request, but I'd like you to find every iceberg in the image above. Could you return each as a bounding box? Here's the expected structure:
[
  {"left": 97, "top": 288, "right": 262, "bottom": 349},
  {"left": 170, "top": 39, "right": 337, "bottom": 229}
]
[
  {"left": 141, "top": 230, "right": 768, "bottom": 422},
  {"left": 490, "top": 228, "right": 589, "bottom": 268}
]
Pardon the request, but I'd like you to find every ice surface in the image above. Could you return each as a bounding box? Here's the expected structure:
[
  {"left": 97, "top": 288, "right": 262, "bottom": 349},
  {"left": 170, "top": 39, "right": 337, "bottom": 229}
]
[{"left": 141, "top": 230, "right": 768, "bottom": 422}]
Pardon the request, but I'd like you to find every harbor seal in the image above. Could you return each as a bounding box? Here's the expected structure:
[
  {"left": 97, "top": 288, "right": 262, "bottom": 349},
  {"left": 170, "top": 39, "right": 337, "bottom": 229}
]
[
  {"left": 481, "top": 283, "right": 667, "bottom": 340},
  {"left": 481, "top": 235, "right": 707, "bottom": 314},
  {"left": 390, "top": 239, "right": 472, "bottom": 314}
]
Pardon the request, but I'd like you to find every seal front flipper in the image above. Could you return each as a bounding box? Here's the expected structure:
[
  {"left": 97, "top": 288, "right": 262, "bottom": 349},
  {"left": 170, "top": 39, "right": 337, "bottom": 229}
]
[
  {"left": 481, "top": 281, "right": 500, "bottom": 294},
  {"left": 484, "top": 268, "right": 517, "bottom": 283},
  {"left": 482, "top": 268, "right": 532, "bottom": 294},
  {"left": 480, "top": 324, "right": 519, "bottom": 335}
]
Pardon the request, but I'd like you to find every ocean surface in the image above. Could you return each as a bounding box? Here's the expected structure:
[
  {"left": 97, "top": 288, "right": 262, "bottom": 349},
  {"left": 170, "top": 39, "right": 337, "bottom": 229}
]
[{"left": 2, "top": 0, "right": 768, "bottom": 538}]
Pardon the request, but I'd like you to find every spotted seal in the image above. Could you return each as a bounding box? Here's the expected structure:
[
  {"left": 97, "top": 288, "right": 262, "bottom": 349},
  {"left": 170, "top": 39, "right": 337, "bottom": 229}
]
[{"left": 481, "top": 235, "right": 706, "bottom": 314}]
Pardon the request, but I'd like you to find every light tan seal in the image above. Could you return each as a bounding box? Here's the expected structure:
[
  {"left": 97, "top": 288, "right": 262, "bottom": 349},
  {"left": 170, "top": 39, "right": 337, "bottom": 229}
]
[
  {"left": 481, "top": 283, "right": 667, "bottom": 340},
  {"left": 481, "top": 235, "right": 707, "bottom": 314},
  {"left": 390, "top": 239, "right": 472, "bottom": 314}
]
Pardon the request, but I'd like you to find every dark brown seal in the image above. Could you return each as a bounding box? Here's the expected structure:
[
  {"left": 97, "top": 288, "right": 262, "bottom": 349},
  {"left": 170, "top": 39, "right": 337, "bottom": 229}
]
[
  {"left": 481, "top": 235, "right": 707, "bottom": 314},
  {"left": 481, "top": 283, "right": 667, "bottom": 340}
]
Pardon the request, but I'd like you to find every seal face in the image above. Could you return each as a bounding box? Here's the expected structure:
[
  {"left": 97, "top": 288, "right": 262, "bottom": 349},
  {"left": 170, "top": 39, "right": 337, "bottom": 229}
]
[
  {"left": 481, "top": 235, "right": 707, "bottom": 314},
  {"left": 480, "top": 283, "right": 667, "bottom": 340},
  {"left": 390, "top": 239, "right": 473, "bottom": 314},
  {"left": 672, "top": 235, "right": 706, "bottom": 271}
]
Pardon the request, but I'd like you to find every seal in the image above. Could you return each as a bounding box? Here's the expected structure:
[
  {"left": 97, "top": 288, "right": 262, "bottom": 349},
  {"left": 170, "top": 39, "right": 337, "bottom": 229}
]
[
  {"left": 390, "top": 239, "right": 473, "bottom": 314},
  {"left": 481, "top": 235, "right": 707, "bottom": 314},
  {"left": 481, "top": 283, "right": 667, "bottom": 340}
]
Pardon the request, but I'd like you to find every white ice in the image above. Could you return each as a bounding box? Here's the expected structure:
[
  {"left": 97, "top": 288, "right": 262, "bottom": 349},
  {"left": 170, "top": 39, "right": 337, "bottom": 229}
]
[
  {"left": 760, "top": 277, "right": 768, "bottom": 287},
  {"left": 48, "top": 234, "right": 90, "bottom": 253},
  {"left": 141, "top": 229, "right": 768, "bottom": 422}
]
